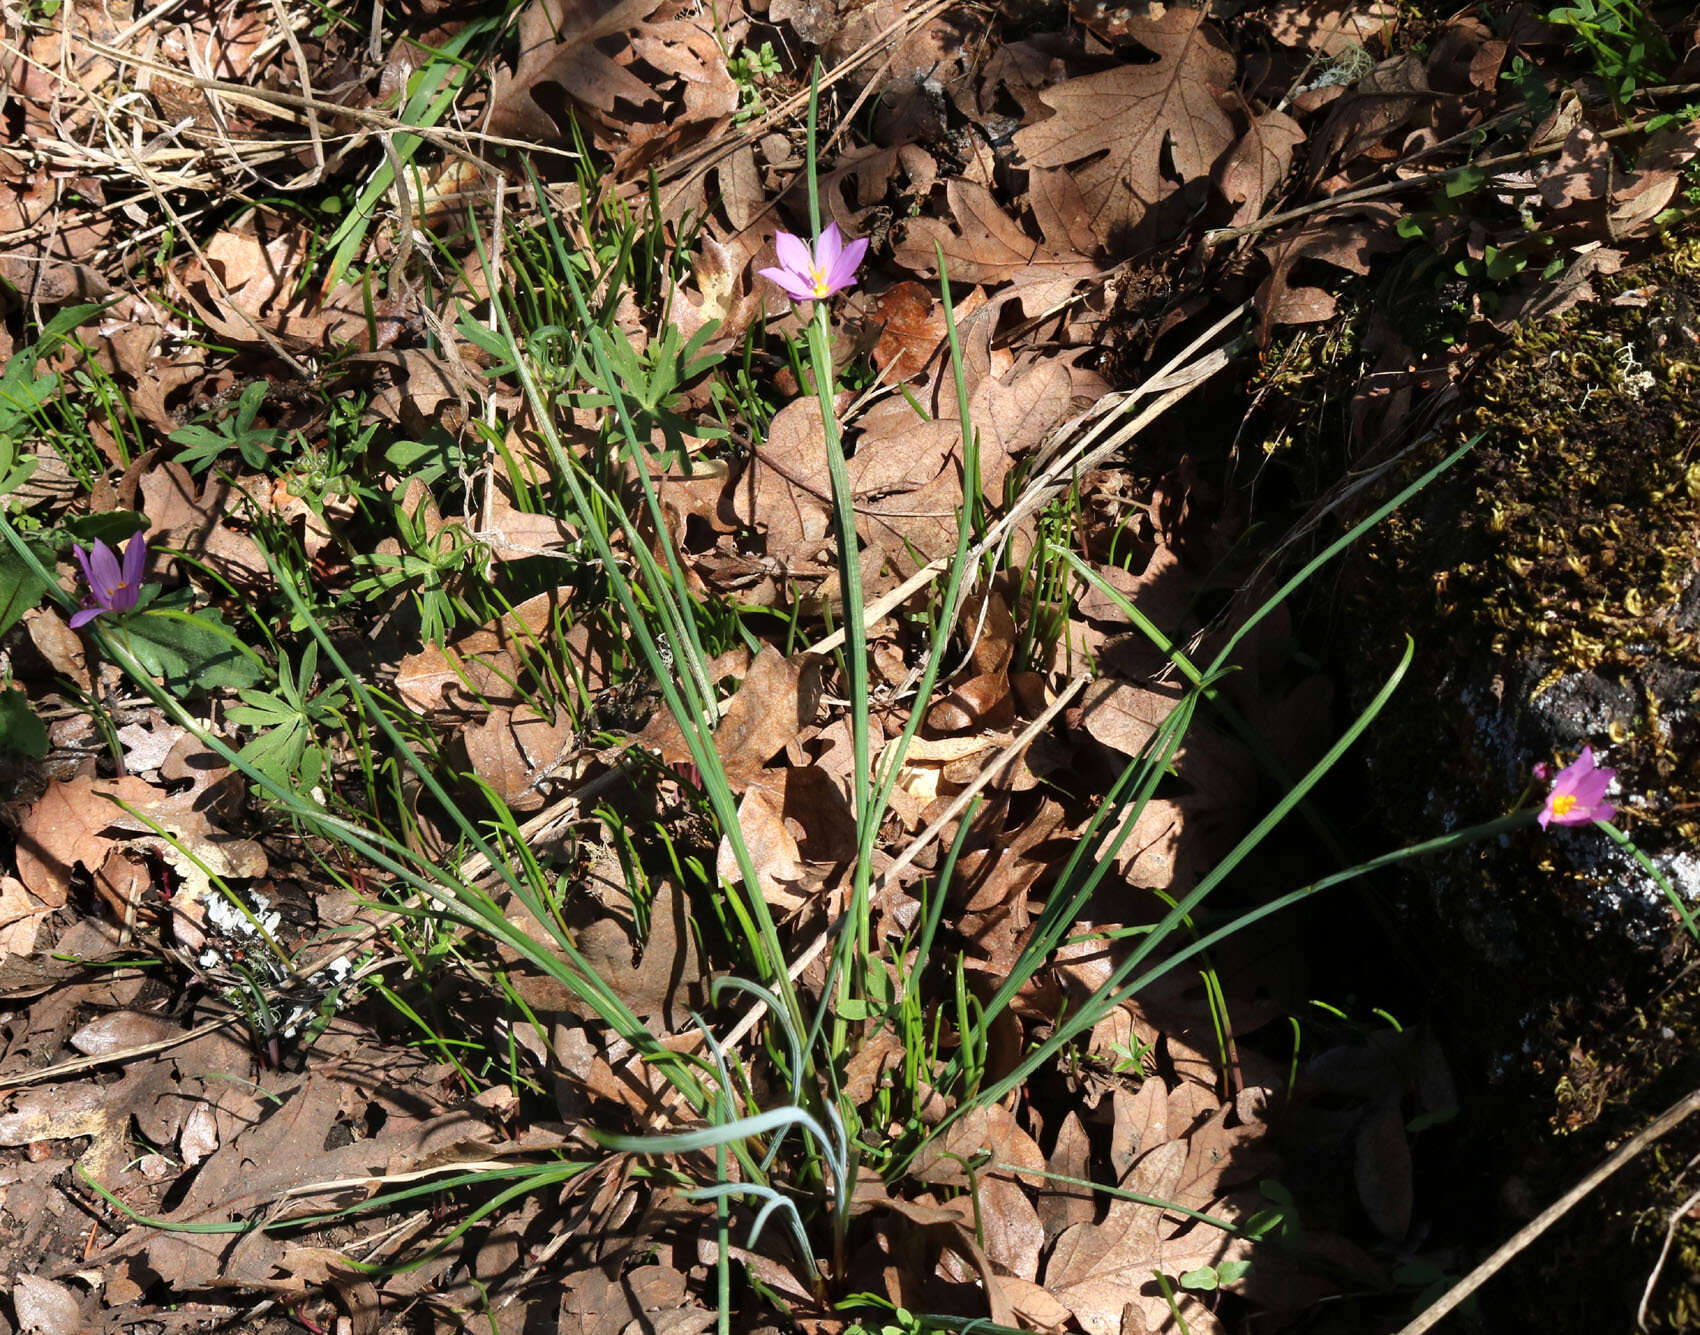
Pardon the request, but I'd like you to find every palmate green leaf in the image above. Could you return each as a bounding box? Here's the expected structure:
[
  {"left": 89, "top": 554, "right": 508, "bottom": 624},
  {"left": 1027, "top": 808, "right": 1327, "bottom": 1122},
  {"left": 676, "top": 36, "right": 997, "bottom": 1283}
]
[
  {"left": 231, "top": 707, "right": 309, "bottom": 787},
  {"left": 122, "top": 599, "right": 264, "bottom": 692}
]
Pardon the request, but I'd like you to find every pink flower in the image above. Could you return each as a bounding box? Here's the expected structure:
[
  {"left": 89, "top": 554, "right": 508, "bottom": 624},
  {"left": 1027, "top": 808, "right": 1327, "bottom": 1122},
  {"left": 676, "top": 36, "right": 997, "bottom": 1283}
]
[
  {"left": 1538, "top": 746, "right": 1616, "bottom": 829},
  {"left": 70, "top": 532, "right": 147, "bottom": 629},
  {"left": 759, "top": 224, "right": 868, "bottom": 303}
]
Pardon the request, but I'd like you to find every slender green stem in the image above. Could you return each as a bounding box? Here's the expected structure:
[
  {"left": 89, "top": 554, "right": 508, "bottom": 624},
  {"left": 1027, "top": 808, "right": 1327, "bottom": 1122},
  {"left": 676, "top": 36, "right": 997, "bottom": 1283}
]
[{"left": 809, "top": 294, "right": 875, "bottom": 1025}]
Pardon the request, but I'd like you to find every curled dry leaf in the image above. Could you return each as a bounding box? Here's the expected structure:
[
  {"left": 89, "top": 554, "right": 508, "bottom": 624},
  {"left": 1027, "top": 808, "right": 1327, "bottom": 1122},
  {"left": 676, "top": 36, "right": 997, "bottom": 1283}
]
[
  {"left": 1257, "top": 202, "right": 1404, "bottom": 326},
  {"left": 25, "top": 608, "right": 90, "bottom": 692},
  {"left": 0, "top": 877, "right": 52, "bottom": 961}
]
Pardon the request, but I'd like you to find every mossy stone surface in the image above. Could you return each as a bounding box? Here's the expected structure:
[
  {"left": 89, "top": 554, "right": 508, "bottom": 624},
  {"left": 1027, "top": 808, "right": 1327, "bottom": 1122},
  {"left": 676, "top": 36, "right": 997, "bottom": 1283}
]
[{"left": 1331, "top": 242, "right": 1700, "bottom": 1329}]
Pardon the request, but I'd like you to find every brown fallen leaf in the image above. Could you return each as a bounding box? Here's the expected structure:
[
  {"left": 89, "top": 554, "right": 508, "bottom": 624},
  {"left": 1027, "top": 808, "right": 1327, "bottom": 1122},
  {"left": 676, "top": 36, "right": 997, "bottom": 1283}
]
[
  {"left": 0, "top": 1060, "right": 173, "bottom": 1180},
  {"left": 1216, "top": 111, "right": 1307, "bottom": 230},
  {"left": 14, "top": 776, "right": 265, "bottom": 928},
  {"left": 1044, "top": 1139, "right": 1249, "bottom": 1334},
  {"left": 912, "top": 1104, "right": 1045, "bottom": 1188},
  {"left": 24, "top": 608, "right": 90, "bottom": 692},
  {"left": 138, "top": 461, "right": 270, "bottom": 587},
  {"left": 463, "top": 705, "right": 575, "bottom": 812},
  {"left": 1263, "top": 0, "right": 1399, "bottom": 55},
  {"left": 893, "top": 175, "right": 1104, "bottom": 314},
  {"left": 1304, "top": 53, "right": 1429, "bottom": 176},
  {"left": 718, "top": 784, "right": 809, "bottom": 913},
  {"left": 121, "top": 1070, "right": 500, "bottom": 1293},
  {"left": 0, "top": 876, "right": 52, "bottom": 960},
  {"left": 571, "top": 881, "right": 705, "bottom": 1031},
  {"left": 976, "top": 1175, "right": 1045, "bottom": 1280},
  {"left": 1257, "top": 202, "right": 1404, "bottom": 327},
  {"left": 1013, "top": 9, "right": 1236, "bottom": 248},
  {"left": 487, "top": 0, "right": 667, "bottom": 146},
  {"left": 12, "top": 1274, "right": 87, "bottom": 1335},
  {"left": 396, "top": 587, "right": 612, "bottom": 715},
  {"left": 1038, "top": 1111, "right": 1097, "bottom": 1241},
  {"left": 560, "top": 1263, "right": 717, "bottom": 1335},
  {"left": 1354, "top": 1096, "right": 1414, "bottom": 1240},
  {"left": 710, "top": 647, "right": 822, "bottom": 789},
  {"left": 850, "top": 1173, "right": 1018, "bottom": 1329}
]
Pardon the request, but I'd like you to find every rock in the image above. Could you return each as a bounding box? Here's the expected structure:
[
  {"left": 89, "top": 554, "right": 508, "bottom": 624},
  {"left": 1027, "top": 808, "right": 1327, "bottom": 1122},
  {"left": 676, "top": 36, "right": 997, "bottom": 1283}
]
[{"left": 1347, "top": 246, "right": 1700, "bottom": 980}]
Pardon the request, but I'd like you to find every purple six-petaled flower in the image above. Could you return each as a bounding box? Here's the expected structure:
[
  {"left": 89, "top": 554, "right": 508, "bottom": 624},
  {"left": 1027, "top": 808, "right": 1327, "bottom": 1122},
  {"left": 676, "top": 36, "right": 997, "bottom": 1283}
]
[
  {"left": 759, "top": 223, "right": 868, "bottom": 304},
  {"left": 1538, "top": 746, "right": 1616, "bottom": 829},
  {"left": 70, "top": 532, "right": 147, "bottom": 629}
]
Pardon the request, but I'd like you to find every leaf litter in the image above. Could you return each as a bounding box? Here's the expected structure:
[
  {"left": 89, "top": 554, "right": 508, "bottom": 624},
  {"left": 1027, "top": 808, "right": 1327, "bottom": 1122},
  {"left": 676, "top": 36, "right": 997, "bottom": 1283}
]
[{"left": 0, "top": 0, "right": 1686, "bottom": 1328}]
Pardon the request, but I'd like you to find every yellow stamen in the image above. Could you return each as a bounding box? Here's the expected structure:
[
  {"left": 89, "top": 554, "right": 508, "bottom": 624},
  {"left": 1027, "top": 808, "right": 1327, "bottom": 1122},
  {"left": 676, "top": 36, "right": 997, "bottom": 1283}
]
[
  {"left": 1549, "top": 793, "right": 1579, "bottom": 817},
  {"left": 809, "top": 265, "right": 830, "bottom": 297}
]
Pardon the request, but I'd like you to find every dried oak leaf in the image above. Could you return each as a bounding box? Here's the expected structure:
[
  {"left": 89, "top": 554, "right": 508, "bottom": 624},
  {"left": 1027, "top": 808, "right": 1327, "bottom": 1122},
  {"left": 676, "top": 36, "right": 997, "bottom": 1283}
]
[
  {"left": 1012, "top": 9, "right": 1236, "bottom": 247},
  {"left": 870, "top": 282, "right": 988, "bottom": 384},
  {"left": 138, "top": 461, "right": 270, "bottom": 587},
  {"left": 0, "top": 876, "right": 52, "bottom": 960},
  {"left": 717, "top": 784, "right": 810, "bottom": 913},
  {"left": 15, "top": 775, "right": 265, "bottom": 917},
  {"left": 397, "top": 587, "right": 612, "bottom": 715},
  {"left": 178, "top": 227, "right": 408, "bottom": 351},
  {"left": 560, "top": 1264, "right": 715, "bottom": 1335},
  {"left": 572, "top": 881, "right": 705, "bottom": 1030},
  {"left": 1043, "top": 1139, "right": 1249, "bottom": 1334},
  {"left": 0, "top": 160, "right": 114, "bottom": 308},
  {"left": 12, "top": 1275, "right": 87, "bottom": 1335},
  {"left": 1354, "top": 1095, "right": 1414, "bottom": 1240},
  {"left": 709, "top": 647, "right": 822, "bottom": 789},
  {"left": 1256, "top": 202, "right": 1403, "bottom": 326},
  {"left": 1609, "top": 121, "right": 1700, "bottom": 237},
  {"left": 893, "top": 174, "right": 1104, "bottom": 314},
  {"left": 487, "top": 0, "right": 667, "bottom": 145},
  {"left": 1303, "top": 53, "right": 1429, "bottom": 176},
  {"left": 130, "top": 1071, "right": 498, "bottom": 1293},
  {"left": 463, "top": 705, "right": 574, "bottom": 812},
  {"left": 1038, "top": 1111, "right": 1097, "bottom": 1241},
  {"left": 850, "top": 1174, "right": 1018, "bottom": 1328},
  {"left": 1215, "top": 110, "right": 1306, "bottom": 229},
  {"left": 24, "top": 608, "right": 89, "bottom": 692},
  {"left": 0, "top": 1065, "right": 164, "bottom": 1180}
]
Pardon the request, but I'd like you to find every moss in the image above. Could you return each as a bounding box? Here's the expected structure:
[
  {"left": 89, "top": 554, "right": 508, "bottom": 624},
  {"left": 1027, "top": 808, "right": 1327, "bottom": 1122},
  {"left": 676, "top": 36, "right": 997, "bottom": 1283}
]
[{"left": 1355, "top": 237, "right": 1700, "bottom": 866}]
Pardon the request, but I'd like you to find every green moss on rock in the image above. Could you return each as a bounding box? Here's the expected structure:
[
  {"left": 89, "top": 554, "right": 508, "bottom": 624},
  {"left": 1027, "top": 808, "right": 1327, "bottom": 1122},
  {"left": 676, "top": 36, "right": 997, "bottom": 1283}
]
[{"left": 1327, "top": 240, "right": 1700, "bottom": 1332}]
